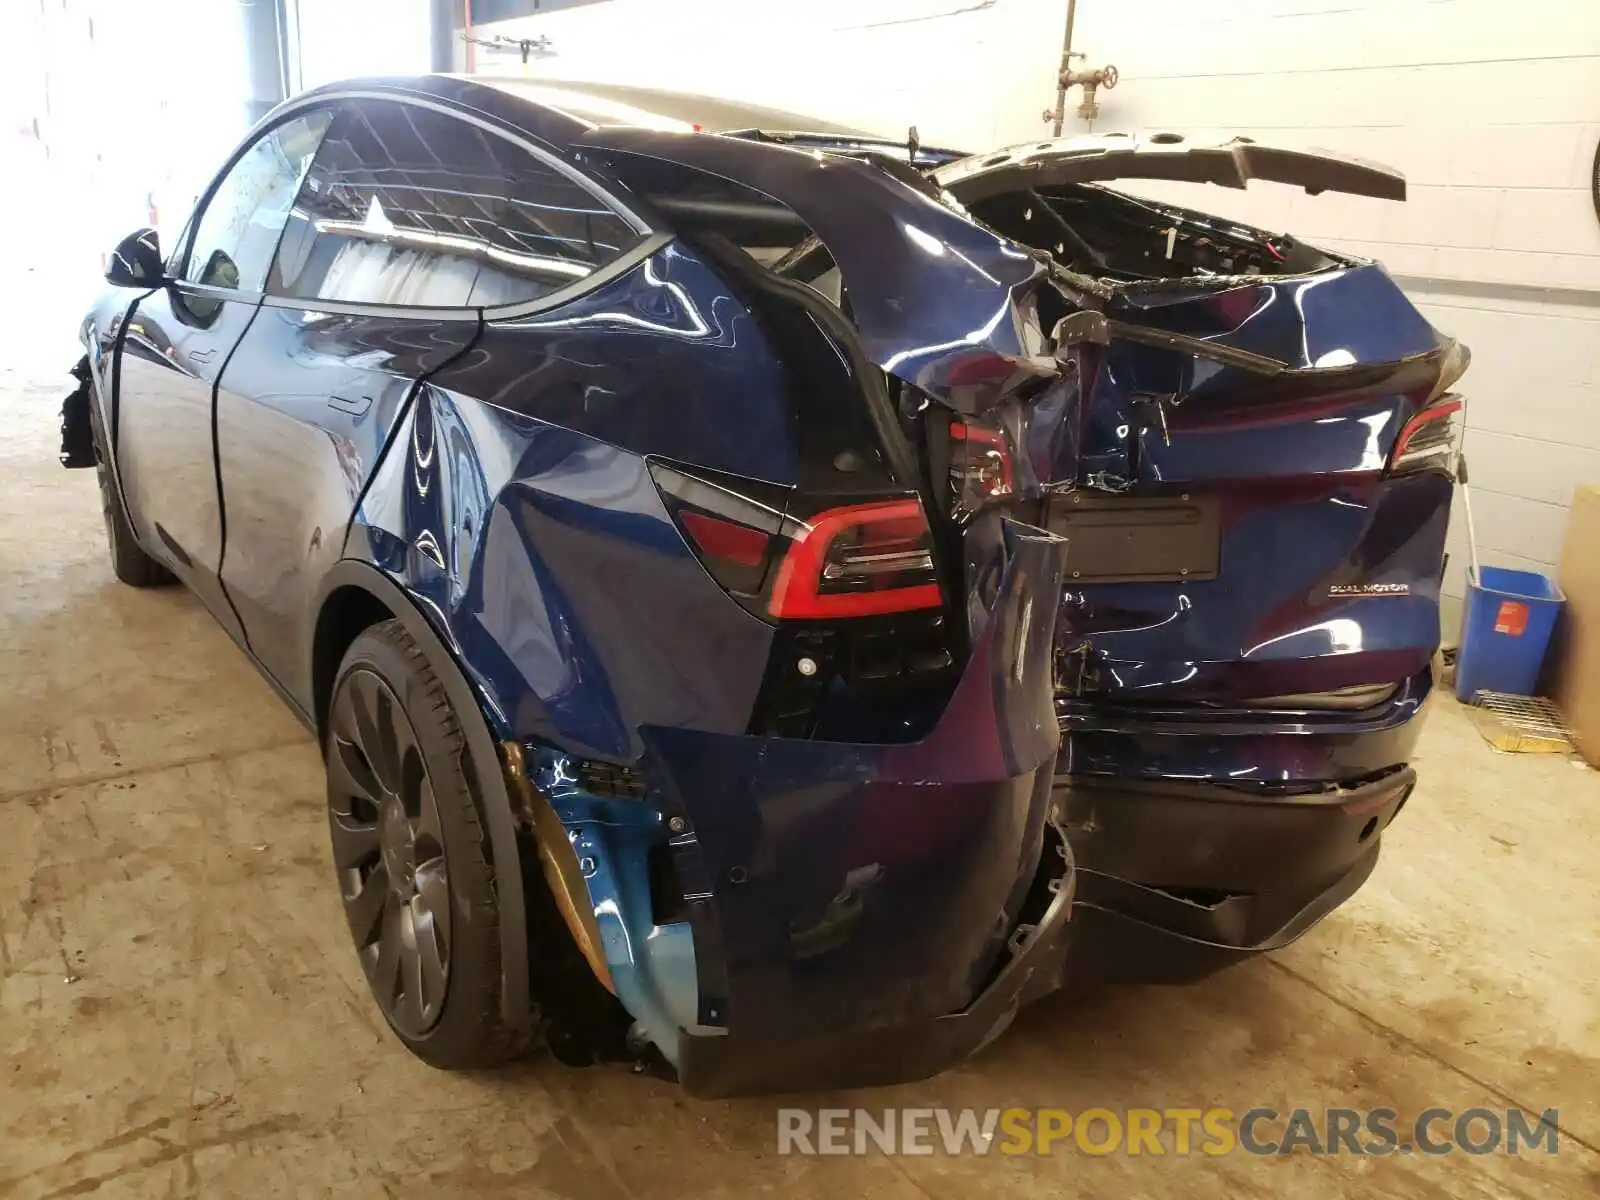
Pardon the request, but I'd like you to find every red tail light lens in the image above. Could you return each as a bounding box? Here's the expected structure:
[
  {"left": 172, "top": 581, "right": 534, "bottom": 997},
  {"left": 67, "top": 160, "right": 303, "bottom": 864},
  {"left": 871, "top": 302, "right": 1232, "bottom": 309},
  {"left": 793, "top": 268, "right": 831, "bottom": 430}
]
[
  {"left": 678, "top": 509, "right": 771, "bottom": 568},
  {"left": 650, "top": 461, "right": 943, "bottom": 621},
  {"left": 768, "top": 499, "right": 942, "bottom": 619},
  {"left": 1390, "top": 395, "right": 1464, "bottom": 475},
  {"left": 649, "top": 461, "right": 783, "bottom": 596}
]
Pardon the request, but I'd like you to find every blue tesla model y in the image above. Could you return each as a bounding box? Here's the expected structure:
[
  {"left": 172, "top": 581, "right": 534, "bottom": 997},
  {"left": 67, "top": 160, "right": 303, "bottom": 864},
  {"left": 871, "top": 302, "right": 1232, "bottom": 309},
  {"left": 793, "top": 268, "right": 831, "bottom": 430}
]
[{"left": 61, "top": 77, "right": 1464, "bottom": 1095}]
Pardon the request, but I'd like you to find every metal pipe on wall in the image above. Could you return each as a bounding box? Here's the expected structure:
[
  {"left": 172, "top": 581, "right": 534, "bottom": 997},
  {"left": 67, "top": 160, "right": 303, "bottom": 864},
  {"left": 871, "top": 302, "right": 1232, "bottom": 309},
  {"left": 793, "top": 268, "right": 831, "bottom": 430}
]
[
  {"left": 275, "top": 0, "right": 301, "bottom": 98},
  {"left": 430, "top": 0, "right": 456, "bottom": 70},
  {"left": 1047, "top": 0, "right": 1077, "bottom": 137},
  {"left": 241, "top": 0, "right": 289, "bottom": 123},
  {"left": 1042, "top": 0, "right": 1117, "bottom": 134}
]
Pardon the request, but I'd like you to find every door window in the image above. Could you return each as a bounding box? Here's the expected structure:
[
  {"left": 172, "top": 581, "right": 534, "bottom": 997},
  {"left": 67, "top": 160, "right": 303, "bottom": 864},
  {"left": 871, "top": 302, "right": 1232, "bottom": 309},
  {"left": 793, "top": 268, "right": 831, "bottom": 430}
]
[
  {"left": 182, "top": 111, "right": 333, "bottom": 294},
  {"left": 269, "top": 100, "right": 643, "bottom": 309}
]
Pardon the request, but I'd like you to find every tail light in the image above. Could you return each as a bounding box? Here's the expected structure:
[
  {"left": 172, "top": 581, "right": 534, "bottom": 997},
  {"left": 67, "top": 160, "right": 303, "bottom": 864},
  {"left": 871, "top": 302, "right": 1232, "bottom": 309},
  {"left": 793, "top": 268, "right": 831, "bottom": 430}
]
[
  {"left": 1389, "top": 394, "right": 1464, "bottom": 476},
  {"left": 649, "top": 462, "right": 784, "bottom": 596},
  {"left": 678, "top": 509, "right": 770, "bottom": 570},
  {"left": 650, "top": 462, "right": 942, "bottom": 620},
  {"left": 948, "top": 418, "right": 1015, "bottom": 516},
  {"left": 768, "top": 499, "right": 941, "bottom": 619}
]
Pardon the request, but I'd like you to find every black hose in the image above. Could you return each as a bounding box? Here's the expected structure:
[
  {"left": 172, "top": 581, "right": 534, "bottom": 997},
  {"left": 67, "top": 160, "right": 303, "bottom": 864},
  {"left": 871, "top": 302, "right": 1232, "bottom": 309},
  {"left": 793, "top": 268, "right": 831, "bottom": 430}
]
[{"left": 1592, "top": 134, "right": 1600, "bottom": 225}]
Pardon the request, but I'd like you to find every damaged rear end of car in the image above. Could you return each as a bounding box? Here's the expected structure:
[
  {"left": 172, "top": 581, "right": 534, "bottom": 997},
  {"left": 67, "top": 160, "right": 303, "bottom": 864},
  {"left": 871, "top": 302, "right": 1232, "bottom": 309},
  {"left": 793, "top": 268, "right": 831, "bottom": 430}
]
[
  {"left": 518, "top": 124, "right": 1096, "bottom": 1095},
  {"left": 921, "top": 133, "right": 1461, "bottom": 983},
  {"left": 458, "top": 113, "right": 1460, "bottom": 1093}
]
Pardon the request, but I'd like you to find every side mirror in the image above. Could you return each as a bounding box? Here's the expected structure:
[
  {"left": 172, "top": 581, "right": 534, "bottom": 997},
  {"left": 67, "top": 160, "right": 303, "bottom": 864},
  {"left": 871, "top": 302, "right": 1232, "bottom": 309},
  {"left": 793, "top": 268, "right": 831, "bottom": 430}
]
[{"left": 105, "top": 228, "right": 166, "bottom": 288}]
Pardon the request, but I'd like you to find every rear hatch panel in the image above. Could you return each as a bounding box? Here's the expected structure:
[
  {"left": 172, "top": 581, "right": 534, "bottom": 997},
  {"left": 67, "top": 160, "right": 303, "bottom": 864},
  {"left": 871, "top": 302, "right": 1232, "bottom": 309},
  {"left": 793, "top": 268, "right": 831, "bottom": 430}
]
[{"left": 931, "top": 132, "right": 1408, "bottom": 202}]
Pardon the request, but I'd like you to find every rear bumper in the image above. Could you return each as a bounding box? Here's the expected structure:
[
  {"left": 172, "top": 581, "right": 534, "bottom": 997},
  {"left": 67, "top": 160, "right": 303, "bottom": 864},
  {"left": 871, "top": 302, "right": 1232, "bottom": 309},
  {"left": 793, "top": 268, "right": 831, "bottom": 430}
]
[
  {"left": 1058, "top": 663, "right": 1434, "bottom": 785},
  {"left": 1056, "top": 766, "right": 1415, "bottom": 986},
  {"left": 639, "top": 515, "right": 1073, "bottom": 1098},
  {"left": 676, "top": 823, "right": 1075, "bottom": 1097}
]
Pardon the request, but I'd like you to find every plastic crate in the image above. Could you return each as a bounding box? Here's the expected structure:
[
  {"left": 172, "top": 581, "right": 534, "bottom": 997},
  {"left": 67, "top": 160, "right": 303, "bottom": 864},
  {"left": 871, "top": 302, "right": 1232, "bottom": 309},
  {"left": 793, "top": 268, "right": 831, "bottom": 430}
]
[{"left": 1455, "top": 566, "right": 1564, "bottom": 701}]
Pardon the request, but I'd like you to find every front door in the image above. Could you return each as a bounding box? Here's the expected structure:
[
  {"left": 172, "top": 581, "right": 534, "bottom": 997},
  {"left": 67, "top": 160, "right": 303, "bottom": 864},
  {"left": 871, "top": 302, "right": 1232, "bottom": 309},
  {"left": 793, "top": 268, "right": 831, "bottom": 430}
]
[
  {"left": 114, "top": 108, "right": 333, "bottom": 638},
  {"left": 117, "top": 285, "right": 257, "bottom": 632}
]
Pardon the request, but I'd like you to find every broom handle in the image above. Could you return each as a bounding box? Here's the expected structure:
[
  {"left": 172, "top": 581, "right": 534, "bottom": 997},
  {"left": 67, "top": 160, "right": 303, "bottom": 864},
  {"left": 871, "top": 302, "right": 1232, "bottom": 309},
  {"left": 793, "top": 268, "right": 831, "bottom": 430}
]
[{"left": 1458, "top": 457, "right": 1481, "bottom": 584}]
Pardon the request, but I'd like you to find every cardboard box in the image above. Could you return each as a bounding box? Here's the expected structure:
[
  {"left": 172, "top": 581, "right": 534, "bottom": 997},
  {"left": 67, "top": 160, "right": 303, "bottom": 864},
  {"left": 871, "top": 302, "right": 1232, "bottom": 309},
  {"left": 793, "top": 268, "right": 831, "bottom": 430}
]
[{"left": 1548, "top": 484, "right": 1600, "bottom": 767}]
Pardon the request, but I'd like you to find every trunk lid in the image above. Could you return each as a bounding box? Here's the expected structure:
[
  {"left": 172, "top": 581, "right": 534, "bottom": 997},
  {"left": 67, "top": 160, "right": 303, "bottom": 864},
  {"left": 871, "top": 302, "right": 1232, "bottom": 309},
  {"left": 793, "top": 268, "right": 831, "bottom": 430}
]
[
  {"left": 935, "top": 262, "right": 1457, "bottom": 713},
  {"left": 1053, "top": 269, "right": 1458, "bottom": 708},
  {"left": 931, "top": 132, "right": 1408, "bottom": 202}
]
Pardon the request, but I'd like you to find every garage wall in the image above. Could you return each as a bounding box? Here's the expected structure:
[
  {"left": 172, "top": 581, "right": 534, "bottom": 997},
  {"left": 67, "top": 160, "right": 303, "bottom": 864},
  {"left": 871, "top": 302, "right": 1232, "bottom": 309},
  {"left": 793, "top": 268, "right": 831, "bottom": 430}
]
[
  {"left": 3, "top": 0, "right": 256, "bottom": 297},
  {"left": 291, "top": 0, "right": 434, "bottom": 90},
  {"left": 479, "top": 0, "right": 1599, "bottom": 599},
  {"left": 1061, "top": 0, "right": 1600, "bottom": 605},
  {"left": 463, "top": 0, "right": 1037, "bottom": 145}
]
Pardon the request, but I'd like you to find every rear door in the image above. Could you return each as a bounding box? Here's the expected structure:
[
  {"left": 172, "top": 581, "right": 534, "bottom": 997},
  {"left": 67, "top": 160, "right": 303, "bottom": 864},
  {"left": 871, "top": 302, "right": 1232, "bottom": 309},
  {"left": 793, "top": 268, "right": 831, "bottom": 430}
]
[
  {"left": 215, "top": 96, "right": 647, "bottom": 706},
  {"left": 115, "top": 109, "right": 332, "bottom": 635}
]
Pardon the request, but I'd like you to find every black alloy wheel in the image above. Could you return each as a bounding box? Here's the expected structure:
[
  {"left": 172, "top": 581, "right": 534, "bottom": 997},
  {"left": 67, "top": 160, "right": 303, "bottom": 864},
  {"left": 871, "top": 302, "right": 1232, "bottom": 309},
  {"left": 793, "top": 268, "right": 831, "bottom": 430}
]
[
  {"left": 323, "top": 619, "right": 527, "bottom": 1068},
  {"left": 327, "top": 665, "right": 452, "bottom": 1036}
]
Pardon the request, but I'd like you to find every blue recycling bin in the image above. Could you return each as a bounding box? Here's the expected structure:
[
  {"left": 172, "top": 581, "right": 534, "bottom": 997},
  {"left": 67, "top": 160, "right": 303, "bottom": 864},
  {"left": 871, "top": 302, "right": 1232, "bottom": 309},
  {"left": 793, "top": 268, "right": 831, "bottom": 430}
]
[{"left": 1454, "top": 566, "right": 1564, "bottom": 701}]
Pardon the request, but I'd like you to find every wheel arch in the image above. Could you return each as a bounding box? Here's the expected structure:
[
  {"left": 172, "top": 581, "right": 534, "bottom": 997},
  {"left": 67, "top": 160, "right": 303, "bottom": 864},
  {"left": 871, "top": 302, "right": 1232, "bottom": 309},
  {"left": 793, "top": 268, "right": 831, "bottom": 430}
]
[
  {"left": 310, "top": 559, "right": 532, "bottom": 1034},
  {"left": 83, "top": 344, "right": 141, "bottom": 546},
  {"left": 311, "top": 582, "right": 398, "bottom": 740}
]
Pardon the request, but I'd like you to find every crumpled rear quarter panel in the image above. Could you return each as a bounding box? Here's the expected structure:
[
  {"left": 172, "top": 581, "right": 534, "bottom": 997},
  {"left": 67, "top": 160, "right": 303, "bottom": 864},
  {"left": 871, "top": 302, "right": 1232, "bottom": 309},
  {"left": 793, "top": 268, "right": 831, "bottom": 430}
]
[{"left": 352, "top": 382, "right": 775, "bottom": 758}]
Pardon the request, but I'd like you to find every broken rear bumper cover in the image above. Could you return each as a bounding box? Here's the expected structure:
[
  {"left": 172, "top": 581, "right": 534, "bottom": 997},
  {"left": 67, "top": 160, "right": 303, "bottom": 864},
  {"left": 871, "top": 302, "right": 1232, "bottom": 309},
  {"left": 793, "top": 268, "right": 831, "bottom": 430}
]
[
  {"left": 540, "top": 515, "right": 1417, "bottom": 1095},
  {"left": 633, "top": 518, "right": 1075, "bottom": 1097},
  {"left": 1057, "top": 767, "right": 1416, "bottom": 987},
  {"left": 675, "top": 822, "right": 1074, "bottom": 1098}
]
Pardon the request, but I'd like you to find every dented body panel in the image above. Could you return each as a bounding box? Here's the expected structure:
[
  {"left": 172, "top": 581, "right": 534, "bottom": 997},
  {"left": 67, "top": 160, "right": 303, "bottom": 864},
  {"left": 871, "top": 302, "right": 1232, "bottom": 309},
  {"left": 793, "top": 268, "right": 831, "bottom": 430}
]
[
  {"left": 580, "top": 126, "right": 1053, "bottom": 411},
  {"left": 646, "top": 516, "right": 1070, "bottom": 1095},
  {"left": 70, "top": 75, "right": 1462, "bottom": 1092}
]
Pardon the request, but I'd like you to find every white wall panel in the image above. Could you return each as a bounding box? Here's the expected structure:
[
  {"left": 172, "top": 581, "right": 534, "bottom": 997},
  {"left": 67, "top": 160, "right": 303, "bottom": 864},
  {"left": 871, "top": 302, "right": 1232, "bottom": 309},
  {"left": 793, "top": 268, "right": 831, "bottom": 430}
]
[{"left": 295, "top": 0, "right": 433, "bottom": 90}]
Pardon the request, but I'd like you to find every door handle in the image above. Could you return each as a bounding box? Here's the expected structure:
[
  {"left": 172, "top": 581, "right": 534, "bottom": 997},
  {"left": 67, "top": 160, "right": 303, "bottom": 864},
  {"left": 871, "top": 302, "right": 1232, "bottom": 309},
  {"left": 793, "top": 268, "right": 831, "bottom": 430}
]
[
  {"left": 329, "top": 394, "right": 373, "bottom": 416},
  {"left": 187, "top": 347, "right": 216, "bottom": 364}
]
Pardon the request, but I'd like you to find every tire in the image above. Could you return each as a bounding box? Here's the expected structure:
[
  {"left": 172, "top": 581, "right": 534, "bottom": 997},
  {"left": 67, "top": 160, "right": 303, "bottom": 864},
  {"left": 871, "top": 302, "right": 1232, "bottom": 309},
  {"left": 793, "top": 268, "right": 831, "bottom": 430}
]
[
  {"left": 323, "top": 619, "right": 527, "bottom": 1069},
  {"left": 88, "top": 399, "right": 173, "bottom": 587}
]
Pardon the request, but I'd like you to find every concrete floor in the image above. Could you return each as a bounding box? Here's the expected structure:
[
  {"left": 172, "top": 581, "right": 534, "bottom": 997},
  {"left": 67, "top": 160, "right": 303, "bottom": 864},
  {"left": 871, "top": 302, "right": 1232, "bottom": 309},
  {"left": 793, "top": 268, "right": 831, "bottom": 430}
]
[{"left": 3, "top": 344, "right": 1599, "bottom": 1199}]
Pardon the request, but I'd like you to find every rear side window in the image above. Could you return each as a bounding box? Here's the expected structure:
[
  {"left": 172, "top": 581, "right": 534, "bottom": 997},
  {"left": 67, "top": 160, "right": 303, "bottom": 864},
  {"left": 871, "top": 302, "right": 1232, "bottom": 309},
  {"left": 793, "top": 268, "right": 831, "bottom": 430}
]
[
  {"left": 269, "top": 100, "right": 642, "bottom": 308},
  {"left": 182, "top": 110, "right": 333, "bottom": 293}
]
